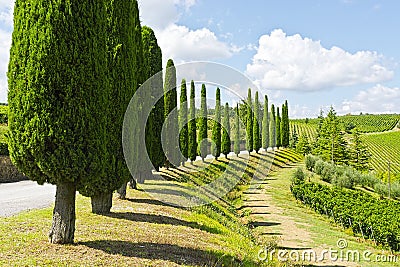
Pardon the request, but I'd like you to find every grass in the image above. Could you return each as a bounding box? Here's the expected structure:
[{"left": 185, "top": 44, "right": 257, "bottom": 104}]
[{"left": 264, "top": 164, "right": 399, "bottom": 266}]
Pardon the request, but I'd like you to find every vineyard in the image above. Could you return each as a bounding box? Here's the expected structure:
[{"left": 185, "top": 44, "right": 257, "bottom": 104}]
[
  {"left": 290, "top": 120, "right": 317, "bottom": 141},
  {"left": 361, "top": 131, "right": 400, "bottom": 176},
  {"left": 340, "top": 114, "right": 400, "bottom": 133},
  {"left": 291, "top": 181, "right": 400, "bottom": 251}
]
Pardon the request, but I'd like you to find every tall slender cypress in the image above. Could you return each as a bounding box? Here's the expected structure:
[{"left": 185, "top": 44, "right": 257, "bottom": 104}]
[
  {"left": 282, "top": 100, "right": 290, "bottom": 147},
  {"left": 262, "top": 95, "right": 270, "bottom": 150},
  {"left": 188, "top": 81, "right": 197, "bottom": 162},
  {"left": 270, "top": 104, "right": 276, "bottom": 148},
  {"left": 142, "top": 26, "right": 164, "bottom": 173},
  {"left": 164, "top": 59, "right": 179, "bottom": 168},
  {"left": 246, "top": 88, "right": 253, "bottom": 152},
  {"left": 199, "top": 84, "right": 208, "bottom": 161},
  {"left": 276, "top": 107, "right": 282, "bottom": 148},
  {"left": 179, "top": 79, "right": 188, "bottom": 165},
  {"left": 221, "top": 103, "right": 231, "bottom": 159},
  {"left": 211, "top": 88, "right": 221, "bottom": 159},
  {"left": 253, "top": 91, "right": 261, "bottom": 153},
  {"left": 8, "top": 0, "right": 109, "bottom": 243},
  {"left": 234, "top": 104, "right": 241, "bottom": 156}
]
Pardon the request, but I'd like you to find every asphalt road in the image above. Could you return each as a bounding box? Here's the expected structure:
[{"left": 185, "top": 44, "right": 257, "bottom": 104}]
[{"left": 0, "top": 180, "right": 56, "bottom": 217}]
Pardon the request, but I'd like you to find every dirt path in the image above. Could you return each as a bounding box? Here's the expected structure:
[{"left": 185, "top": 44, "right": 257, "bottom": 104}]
[{"left": 243, "top": 162, "right": 360, "bottom": 266}]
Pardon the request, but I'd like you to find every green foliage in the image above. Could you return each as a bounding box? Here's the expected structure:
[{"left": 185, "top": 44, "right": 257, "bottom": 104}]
[
  {"left": 211, "top": 88, "right": 221, "bottom": 159},
  {"left": 281, "top": 101, "right": 290, "bottom": 147},
  {"left": 142, "top": 26, "right": 165, "bottom": 170},
  {"left": 188, "top": 81, "right": 197, "bottom": 162},
  {"left": 164, "top": 59, "right": 179, "bottom": 167},
  {"left": 8, "top": 0, "right": 109, "bottom": 186},
  {"left": 198, "top": 84, "right": 208, "bottom": 160},
  {"left": 340, "top": 114, "right": 400, "bottom": 133},
  {"left": 261, "top": 95, "right": 269, "bottom": 149},
  {"left": 269, "top": 104, "right": 276, "bottom": 147},
  {"left": 0, "top": 105, "right": 8, "bottom": 124},
  {"left": 291, "top": 167, "right": 306, "bottom": 186},
  {"left": 291, "top": 182, "right": 400, "bottom": 251},
  {"left": 276, "top": 107, "right": 282, "bottom": 148},
  {"left": 234, "top": 104, "right": 240, "bottom": 156},
  {"left": 304, "top": 154, "right": 317, "bottom": 171},
  {"left": 0, "top": 142, "right": 8, "bottom": 156},
  {"left": 296, "top": 134, "right": 312, "bottom": 155},
  {"left": 221, "top": 103, "right": 231, "bottom": 158},
  {"left": 179, "top": 79, "right": 189, "bottom": 164},
  {"left": 245, "top": 88, "right": 253, "bottom": 152},
  {"left": 314, "top": 159, "right": 326, "bottom": 175},
  {"left": 252, "top": 92, "right": 261, "bottom": 153},
  {"left": 348, "top": 128, "right": 371, "bottom": 171}
]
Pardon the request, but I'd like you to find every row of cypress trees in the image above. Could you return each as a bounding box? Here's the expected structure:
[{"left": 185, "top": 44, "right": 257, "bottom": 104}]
[{"left": 7, "top": 0, "right": 167, "bottom": 244}]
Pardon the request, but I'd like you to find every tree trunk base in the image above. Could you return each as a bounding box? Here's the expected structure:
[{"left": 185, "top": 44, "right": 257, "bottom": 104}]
[
  {"left": 116, "top": 182, "right": 127, "bottom": 200},
  {"left": 49, "top": 182, "right": 76, "bottom": 244},
  {"left": 91, "top": 192, "right": 112, "bottom": 214}
]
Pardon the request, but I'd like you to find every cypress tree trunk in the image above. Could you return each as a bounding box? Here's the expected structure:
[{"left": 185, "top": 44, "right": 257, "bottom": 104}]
[
  {"left": 188, "top": 80, "right": 197, "bottom": 162},
  {"left": 116, "top": 182, "right": 127, "bottom": 200},
  {"left": 91, "top": 192, "right": 112, "bottom": 214},
  {"left": 49, "top": 182, "right": 76, "bottom": 244}
]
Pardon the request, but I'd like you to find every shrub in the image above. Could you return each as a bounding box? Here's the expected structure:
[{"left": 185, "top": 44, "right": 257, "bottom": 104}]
[
  {"left": 304, "top": 154, "right": 317, "bottom": 171},
  {"left": 359, "top": 173, "right": 379, "bottom": 188},
  {"left": 314, "top": 159, "right": 326, "bottom": 175},
  {"left": 332, "top": 168, "right": 356, "bottom": 189},
  {"left": 320, "top": 163, "right": 336, "bottom": 183},
  {"left": 291, "top": 167, "right": 305, "bottom": 186}
]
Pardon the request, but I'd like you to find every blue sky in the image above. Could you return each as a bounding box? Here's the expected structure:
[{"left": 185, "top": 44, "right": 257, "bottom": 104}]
[{"left": 1, "top": 0, "right": 400, "bottom": 118}]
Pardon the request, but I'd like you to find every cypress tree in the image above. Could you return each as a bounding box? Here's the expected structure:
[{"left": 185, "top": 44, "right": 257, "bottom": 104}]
[
  {"left": 188, "top": 81, "right": 197, "bottom": 162},
  {"left": 179, "top": 79, "right": 188, "bottom": 165},
  {"left": 281, "top": 101, "right": 290, "bottom": 147},
  {"left": 211, "top": 88, "right": 221, "bottom": 159},
  {"left": 246, "top": 88, "right": 253, "bottom": 152},
  {"left": 253, "top": 91, "right": 261, "bottom": 153},
  {"left": 262, "top": 95, "right": 270, "bottom": 150},
  {"left": 8, "top": 0, "right": 109, "bottom": 243},
  {"left": 221, "top": 103, "right": 231, "bottom": 159},
  {"left": 163, "top": 59, "right": 179, "bottom": 168},
  {"left": 270, "top": 104, "right": 276, "bottom": 148},
  {"left": 199, "top": 84, "right": 208, "bottom": 161},
  {"left": 81, "top": 0, "right": 143, "bottom": 210},
  {"left": 142, "top": 26, "right": 165, "bottom": 173},
  {"left": 234, "top": 104, "right": 241, "bottom": 156},
  {"left": 276, "top": 107, "right": 282, "bottom": 148}
]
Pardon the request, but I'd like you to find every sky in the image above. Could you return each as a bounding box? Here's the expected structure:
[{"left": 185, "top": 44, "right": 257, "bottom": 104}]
[{"left": 1, "top": 0, "right": 400, "bottom": 118}]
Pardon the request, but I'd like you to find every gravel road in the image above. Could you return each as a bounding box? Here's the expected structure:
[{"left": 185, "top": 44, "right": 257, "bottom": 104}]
[{"left": 0, "top": 180, "right": 56, "bottom": 217}]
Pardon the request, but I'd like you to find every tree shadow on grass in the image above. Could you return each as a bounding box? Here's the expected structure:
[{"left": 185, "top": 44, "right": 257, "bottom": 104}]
[
  {"left": 104, "top": 212, "right": 224, "bottom": 235},
  {"left": 80, "top": 240, "right": 240, "bottom": 266}
]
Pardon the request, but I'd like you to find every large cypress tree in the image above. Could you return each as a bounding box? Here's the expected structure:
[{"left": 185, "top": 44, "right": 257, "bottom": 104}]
[
  {"left": 270, "top": 104, "right": 276, "bottom": 148},
  {"left": 262, "top": 95, "right": 270, "bottom": 150},
  {"left": 276, "top": 107, "right": 282, "bottom": 148},
  {"left": 188, "top": 81, "right": 197, "bottom": 162},
  {"left": 198, "top": 84, "right": 208, "bottom": 161},
  {"left": 179, "top": 79, "right": 188, "bottom": 165},
  {"left": 253, "top": 91, "right": 261, "bottom": 153},
  {"left": 8, "top": 0, "right": 109, "bottom": 243},
  {"left": 163, "top": 59, "right": 179, "bottom": 168},
  {"left": 142, "top": 26, "right": 165, "bottom": 173},
  {"left": 78, "top": 0, "right": 143, "bottom": 212},
  {"left": 246, "top": 88, "right": 253, "bottom": 152},
  {"left": 221, "top": 103, "right": 231, "bottom": 159},
  {"left": 211, "top": 88, "right": 221, "bottom": 159}
]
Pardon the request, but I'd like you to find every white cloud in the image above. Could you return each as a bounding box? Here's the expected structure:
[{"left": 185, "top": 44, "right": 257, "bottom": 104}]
[
  {"left": 340, "top": 84, "right": 400, "bottom": 114},
  {"left": 246, "top": 29, "right": 394, "bottom": 91},
  {"left": 0, "top": 0, "right": 13, "bottom": 28},
  {"left": 0, "top": 0, "right": 13, "bottom": 103},
  {"left": 139, "top": 0, "right": 235, "bottom": 64}
]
